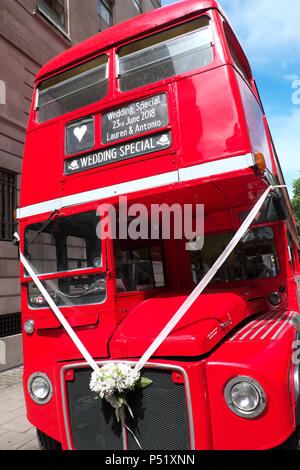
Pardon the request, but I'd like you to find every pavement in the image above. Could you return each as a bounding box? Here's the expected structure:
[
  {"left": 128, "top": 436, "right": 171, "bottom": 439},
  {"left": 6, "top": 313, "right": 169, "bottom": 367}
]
[{"left": 0, "top": 366, "right": 39, "bottom": 450}]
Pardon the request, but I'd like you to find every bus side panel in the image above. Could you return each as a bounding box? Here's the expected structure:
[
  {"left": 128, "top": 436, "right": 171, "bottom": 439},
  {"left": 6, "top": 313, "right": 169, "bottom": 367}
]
[
  {"left": 176, "top": 66, "right": 251, "bottom": 168},
  {"left": 206, "top": 328, "right": 296, "bottom": 450}
]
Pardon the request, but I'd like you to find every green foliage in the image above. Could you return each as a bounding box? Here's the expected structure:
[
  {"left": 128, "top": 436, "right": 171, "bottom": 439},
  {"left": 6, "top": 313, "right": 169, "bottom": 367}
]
[
  {"left": 137, "top": 377, "right": 153, "bottom": 389},
  {"left": 291, "top": 177, "right": 300, "bottom": 235}
]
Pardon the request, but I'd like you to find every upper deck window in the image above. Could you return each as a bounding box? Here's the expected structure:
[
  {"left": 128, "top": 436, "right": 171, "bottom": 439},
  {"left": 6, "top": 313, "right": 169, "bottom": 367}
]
[
  {"left": 36, "top": 55, "right": 109, "bottom": 123},
  {"left": 223, "top": 22, "right": 252, "bottom": 85},
  {"left": 118, "top": 16, "right": 213, "bottom": 92}
]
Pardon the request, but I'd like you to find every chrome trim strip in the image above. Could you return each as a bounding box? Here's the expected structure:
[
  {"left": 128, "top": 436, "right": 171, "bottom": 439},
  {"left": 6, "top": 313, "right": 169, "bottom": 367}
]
[
  {"left": 178, "top": 153, "right": 255, "bottom": 182},
  {"left": 260, "top": 311, "right": 288, "bottom": 340},
  {"left": 249, "top": 311, "right": 283, "bottom": 340},
  {"left": 240, "top": 312, "right": 275, "bottom": 341},
  {"left": 17, "top": 154, "right": 255, "bottom": 220},
  {"left": 271, "top": 310, "right": 295, "bottom": 340},
  {"left": 60, "top": 360, "right": 195, "bottom": 451},
  {"left": 229, "top": 312, "right": 270, "bottom": 342}
]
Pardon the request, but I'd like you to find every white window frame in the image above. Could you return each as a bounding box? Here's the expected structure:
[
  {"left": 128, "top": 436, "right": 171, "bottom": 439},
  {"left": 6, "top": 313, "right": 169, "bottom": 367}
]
[
  {"left": 37, "top": 0, "right": 70, "bottom": 38},
  {"left": 133, "top": 0, "right": 142, "bottom": 14}
]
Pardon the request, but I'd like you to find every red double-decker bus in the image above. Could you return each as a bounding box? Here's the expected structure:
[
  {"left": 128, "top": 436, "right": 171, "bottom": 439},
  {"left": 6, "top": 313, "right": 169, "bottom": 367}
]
[{"left": 17, "top": 0, "right": 300, "bottom": 450}]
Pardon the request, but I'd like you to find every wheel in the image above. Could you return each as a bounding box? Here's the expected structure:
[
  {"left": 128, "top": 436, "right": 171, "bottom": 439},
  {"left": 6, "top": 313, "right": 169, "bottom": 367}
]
[{"left": 36, "top": 429, "right": 62, "bottom": 450}]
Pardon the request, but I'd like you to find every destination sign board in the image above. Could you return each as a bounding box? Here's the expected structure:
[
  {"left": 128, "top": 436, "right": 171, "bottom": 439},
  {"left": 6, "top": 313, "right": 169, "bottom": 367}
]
[
  {"left": 102, "top": 93, "right": 168, "bottom": 144},
  {"left": 64, "top": 131, "right": 172, "bottom": 175}
]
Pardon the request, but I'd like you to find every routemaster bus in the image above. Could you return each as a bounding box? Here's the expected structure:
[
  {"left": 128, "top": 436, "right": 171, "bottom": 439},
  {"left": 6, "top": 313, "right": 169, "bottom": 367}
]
[{"left": 16, "top": 0, "right": 300, "bottom": 450}]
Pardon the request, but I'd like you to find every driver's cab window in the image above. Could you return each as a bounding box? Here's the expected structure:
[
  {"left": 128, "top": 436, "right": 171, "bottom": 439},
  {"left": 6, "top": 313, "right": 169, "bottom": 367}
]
[
  {"left": 114, "top": 239, "right": 165, "bottom": 293},
  {"left": 24, "top": 211, "right": 102, "bottom": 275},
  {"left": 287, "top": 230, "right": 296, "bottom": 272},
  {"left": 188, "top": 226, "right": 279, "bottom": 284}
]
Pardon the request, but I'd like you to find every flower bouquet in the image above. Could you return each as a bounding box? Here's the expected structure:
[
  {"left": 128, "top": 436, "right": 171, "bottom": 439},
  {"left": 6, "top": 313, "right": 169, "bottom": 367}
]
[{"left": 89, "top": 363, "right": 152, "bottom": 421}]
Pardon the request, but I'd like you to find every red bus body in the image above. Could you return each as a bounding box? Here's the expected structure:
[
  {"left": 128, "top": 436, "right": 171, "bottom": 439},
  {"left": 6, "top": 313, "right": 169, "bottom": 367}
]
[{"left": 17, "top": 0, "right": 300, "bottom": 450}]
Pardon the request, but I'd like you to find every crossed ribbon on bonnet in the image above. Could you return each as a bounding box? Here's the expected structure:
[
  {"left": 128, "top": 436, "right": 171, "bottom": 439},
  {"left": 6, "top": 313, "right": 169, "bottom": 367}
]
[{"left": 16, "top": 185, "right": 285, "bottom": 449}]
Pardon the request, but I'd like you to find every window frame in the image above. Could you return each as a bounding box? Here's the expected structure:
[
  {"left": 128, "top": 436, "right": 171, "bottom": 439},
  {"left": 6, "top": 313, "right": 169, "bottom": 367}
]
[
  {"left": 27, "top": 272, "right": 107, "bottom": 310},
  {"left": 188, "top": 224, "right": 280, "bottom": 286},
  {"left": 37, "top": 0, "right": 69, "bottom": 37},
  {"left": 116, "top": 15, "right": 214, "bottom": 93},
  {"left": 113, "top": 237, "right": 166, "bottom": 295},
  {"left": 287, "top": 230, "right": 296, "bottom": 272},
  {"left": 35, "top": 53, "right": 109, "bottom": 123},
  {"left": 133, "top": 0, "right": 142, "bottom": 14},
  {"left": 97, "top": 0, "right": 113, "bottom": 31},
  {"left": 21, "top": 208, "right": 107, "bottom": 282},
  {"left": 222, "top": 20, "right": 252, "bottom": 85}
]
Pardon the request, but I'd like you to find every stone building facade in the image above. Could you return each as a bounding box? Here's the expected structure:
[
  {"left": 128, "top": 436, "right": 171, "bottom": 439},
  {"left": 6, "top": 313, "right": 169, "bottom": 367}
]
[{"left": 0, "top": 0, "right": 161, "bottom": 371}]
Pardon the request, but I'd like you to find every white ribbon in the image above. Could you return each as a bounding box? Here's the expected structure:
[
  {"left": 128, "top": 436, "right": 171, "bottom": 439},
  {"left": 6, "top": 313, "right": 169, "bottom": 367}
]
[
  {"left": 133, "top": 184, "right": 285, "bottom": 372},
  {"left": 15, "top": 238, "right": 100, "bottom": 374},
  {"left": 17, "top": 185, "right": 284, "bottom": 372},
  {"left": 16, "top": 184, "right": 285, "bottom": 438}
]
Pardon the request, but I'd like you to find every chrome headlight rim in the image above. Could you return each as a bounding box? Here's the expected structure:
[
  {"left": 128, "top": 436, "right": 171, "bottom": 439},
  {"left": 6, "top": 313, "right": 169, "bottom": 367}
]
[
  {"left": 23, "top": 319, "right": 35, "bottom": 335},
  {"left": 224, "top": 375, "right": 267, "bottom": 419},
  {"left": 28, "top": 372, "right": 53, "bottom": 405}
]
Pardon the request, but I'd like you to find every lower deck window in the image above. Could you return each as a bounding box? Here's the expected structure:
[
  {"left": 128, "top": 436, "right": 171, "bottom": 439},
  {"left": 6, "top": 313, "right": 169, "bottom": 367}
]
[
  {"left": 25, "top": 210, "right": 105, "bottom": 309},
  {"left": 25, "top": 211, "right": 102, "bottom": 276},
  {"left": 188, "top": 226, "right": 279, "bottom": 284},
  {"left": 28, "top": 274, "right": 106, "bottom": 308},
  {"left": 114, "top": 240, "right": 165, "bottom": 293}
]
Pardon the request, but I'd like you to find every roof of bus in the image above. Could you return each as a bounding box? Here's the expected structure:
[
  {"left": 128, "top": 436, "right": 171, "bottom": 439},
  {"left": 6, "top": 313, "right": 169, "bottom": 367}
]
[{"left": 36, "top": 0, "right": 226, "bottom": 82}]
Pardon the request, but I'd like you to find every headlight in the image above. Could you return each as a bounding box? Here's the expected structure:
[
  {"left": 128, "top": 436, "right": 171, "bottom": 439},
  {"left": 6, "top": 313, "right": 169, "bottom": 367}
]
[
  {"left": 268, "top": 291, "right": 281, "bottom": 306},
  {"left": 28, "top": 372, "right": 53, "bottom": 405},
  {"left": 224, "top": 376, "right": 267, "bottom": 418},
  {"left": 23, "top": 320, "right": 35, "bottom": 335}
]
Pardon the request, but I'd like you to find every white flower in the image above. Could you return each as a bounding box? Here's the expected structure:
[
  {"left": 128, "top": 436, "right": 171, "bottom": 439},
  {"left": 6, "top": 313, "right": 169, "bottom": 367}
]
[{"left": 89, "top": 363, "right": 141, "bottom": 405}]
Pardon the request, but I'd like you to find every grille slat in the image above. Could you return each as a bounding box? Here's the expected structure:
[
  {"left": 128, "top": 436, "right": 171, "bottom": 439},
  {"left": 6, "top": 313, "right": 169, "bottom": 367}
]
[{"left": 65, "top": 366, "right": 191, "bottom": 450}]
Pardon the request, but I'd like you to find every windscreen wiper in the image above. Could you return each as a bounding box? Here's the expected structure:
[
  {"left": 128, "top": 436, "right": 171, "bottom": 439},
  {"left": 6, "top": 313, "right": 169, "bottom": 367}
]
[{"left": 25, "top": 209, "right": 59, "bottom": 249}]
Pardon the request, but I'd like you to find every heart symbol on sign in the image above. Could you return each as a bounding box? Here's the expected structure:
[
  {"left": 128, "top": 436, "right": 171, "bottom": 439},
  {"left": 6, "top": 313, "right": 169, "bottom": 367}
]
[{"left": 73, "top": 125, "right": 87, "bottom": 143}]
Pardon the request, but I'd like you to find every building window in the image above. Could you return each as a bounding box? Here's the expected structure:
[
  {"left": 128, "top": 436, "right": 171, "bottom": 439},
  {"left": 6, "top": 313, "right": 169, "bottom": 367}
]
[
  {"left": 0, "top": 313, "right": 22, "bottom": 338},
  {"left": 37, "top": 0, "right": 67, "bottom": 33},
  {"left": 133, "top": 0, "right": 142, "bottom": 13},
  {"left": 97, "top": 0, "right": 113, "bottom": 30},
  {"left": 0, "top": 169, "right": 17, "bottom": 241}
]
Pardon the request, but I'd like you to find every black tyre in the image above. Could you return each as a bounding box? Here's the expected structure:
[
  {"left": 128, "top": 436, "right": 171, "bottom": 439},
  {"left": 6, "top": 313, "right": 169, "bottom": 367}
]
[{"left": 36, "top": 429, "right": 62, "bottom": 450}]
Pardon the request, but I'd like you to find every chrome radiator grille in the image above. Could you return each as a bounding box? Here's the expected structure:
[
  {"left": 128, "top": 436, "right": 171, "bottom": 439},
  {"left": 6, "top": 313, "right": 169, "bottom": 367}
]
[{"left": 64, "top": 365, "right": 192, "bottom": 450}]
